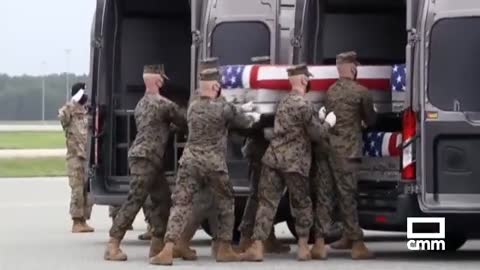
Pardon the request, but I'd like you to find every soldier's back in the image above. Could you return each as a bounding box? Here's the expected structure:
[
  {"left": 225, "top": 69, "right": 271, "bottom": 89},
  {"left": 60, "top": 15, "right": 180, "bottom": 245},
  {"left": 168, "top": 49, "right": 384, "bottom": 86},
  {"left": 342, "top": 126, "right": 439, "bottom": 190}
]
[
  {"left": 128, "top": 94, "right": 175, "bottom": 166},
  {"left": 263, "top": 92, "right": 313, "bottom": 176},
  {"left": 325, "top": 78, "right": 367, "bottom": 158}
]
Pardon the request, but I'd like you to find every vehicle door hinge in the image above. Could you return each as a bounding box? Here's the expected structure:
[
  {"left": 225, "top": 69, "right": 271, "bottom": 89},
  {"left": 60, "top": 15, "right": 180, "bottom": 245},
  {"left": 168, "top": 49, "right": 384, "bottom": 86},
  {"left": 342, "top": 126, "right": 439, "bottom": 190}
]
[
  {"left": 407, "top": 29, "right": 419, "bottom": 44},
  {"left": 404, "top": 182, "right": 421, "bottom": 194},
  {"left": 291, "top": 34, "right": 302, "bottom": 48},
  {"left": 192, "top": 30, "right": 202, "bottom": 46},
  {"left": 91, "top": 37, "right": 103, "bottom": 49}
]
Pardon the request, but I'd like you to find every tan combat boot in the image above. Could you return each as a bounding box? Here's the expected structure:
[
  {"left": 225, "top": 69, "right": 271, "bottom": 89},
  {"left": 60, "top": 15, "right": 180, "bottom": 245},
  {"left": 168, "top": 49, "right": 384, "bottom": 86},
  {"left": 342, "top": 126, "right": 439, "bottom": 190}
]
[
  {"left": 104, "top": 238, "right": 128, "bottom": 261},
  {"left": 149, "top": 237, "right": 165, "bottom": 258},
  {"left": 264, "top": 232, "right": 291, "bottom": 254},
  {"left": 173, "top": 241, "right": 197, "bottom": 261},
  {"left": 234, "top": 236, "right": 254, "bottom": 253},
  {"left": 240, "top": 240, "right": 264, "bottom": 262},
  {"left": 72, "top": 218, "right": 94, "bottom": 233},
  {"left": 138, "top": 225, "right": 152, "bottom": 241},
  {"left": 150, "top": 242, "right": 174, "bottom": 265},
  {"left": 297, "top": 237, "right": 312, "bottom": 261},
  {"left": 351, "top": 241, "right": 374, "bottom": 260},
  {"left": 216, "top": 240, "right": 241, "bottom": 262},
  {"left": 310, "top": 238, "right": 328, "bottom": 260},
  {"left": 329, "top": 235, "right": 353, "bottom": 250}
]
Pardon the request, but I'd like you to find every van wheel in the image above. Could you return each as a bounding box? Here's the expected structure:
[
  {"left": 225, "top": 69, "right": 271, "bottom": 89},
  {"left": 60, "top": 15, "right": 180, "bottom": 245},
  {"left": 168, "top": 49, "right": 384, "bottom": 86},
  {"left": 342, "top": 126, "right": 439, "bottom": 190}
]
[{"left": 444, "top": 232, "right": 467, "bottom": 251}]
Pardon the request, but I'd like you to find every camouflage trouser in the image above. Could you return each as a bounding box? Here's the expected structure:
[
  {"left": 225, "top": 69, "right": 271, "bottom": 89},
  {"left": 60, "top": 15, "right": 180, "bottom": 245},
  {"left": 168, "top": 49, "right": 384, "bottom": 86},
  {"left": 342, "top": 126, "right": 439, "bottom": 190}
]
[
  {"left": 310, "top": 156, "right": 335, "bottom": 239},
  {"left": 253, "top": 166, "right": 313, "bottom": 240},
  {"left": 108, "top": 197, "right": 153, "bottom": 224},
  {"left": 313, "top": 155, "right": 363, "bottom": 241},
  {"left": 67, "top": 157, "right": 93, "bottom": 220},
  {"left": 239, "top": 137, "right": 271, "bottom": 238},
  {"left": 109, "top": 157, "right": 171, "bottom": 240},
  {"left": 164, "top": 160, "right": 234, "bottom": 243}
]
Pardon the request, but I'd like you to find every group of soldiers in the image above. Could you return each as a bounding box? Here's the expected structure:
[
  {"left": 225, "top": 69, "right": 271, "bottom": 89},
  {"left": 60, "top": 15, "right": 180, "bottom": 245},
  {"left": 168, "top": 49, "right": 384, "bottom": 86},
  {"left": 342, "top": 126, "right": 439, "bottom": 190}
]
[{"left": 60, "top": 50, "right": 377, "bottom": 266}]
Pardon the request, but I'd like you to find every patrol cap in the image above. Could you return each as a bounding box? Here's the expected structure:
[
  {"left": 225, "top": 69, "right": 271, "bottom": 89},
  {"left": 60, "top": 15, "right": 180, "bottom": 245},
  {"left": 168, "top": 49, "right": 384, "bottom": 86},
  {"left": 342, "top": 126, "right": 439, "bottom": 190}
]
[
  {"left": 336, "top": 51, "right": 360, "bottom": 65},
  {"left": 143, "top": 64, "right": 169, "bottom": 80},
  {"left": 199, "top": 68, "right": 220, "bottom": 82},
  {"left": 251, "top": 56, "right": 271, "bottom": 64},
  {"left": 199, "top": 57, "right": 219, "bottom": 72},
  {"left": 287, "top": 63, "right": 313, "bottom": 77},
  {"left": 71, "top": 82, "right": 85, "bottom": 97}
]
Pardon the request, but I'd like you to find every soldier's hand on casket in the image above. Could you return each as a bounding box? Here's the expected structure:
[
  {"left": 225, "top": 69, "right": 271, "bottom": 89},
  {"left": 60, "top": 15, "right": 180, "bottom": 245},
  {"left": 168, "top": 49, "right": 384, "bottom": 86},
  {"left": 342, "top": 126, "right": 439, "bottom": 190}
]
[
  {"left": 245, "top": 112, "right": 261, "bottom": 123},
  {"left": 318, "top": 106, "right": 327, "bottom": 121},
  {"left": 263, "top": 128, "right": 274, "bottom": 141},
  {"left": 240, "top": 101, "right": 255, "bottom": 112},
  {"left": 325, "top": 112, "right": 337, "bottom": 128}
]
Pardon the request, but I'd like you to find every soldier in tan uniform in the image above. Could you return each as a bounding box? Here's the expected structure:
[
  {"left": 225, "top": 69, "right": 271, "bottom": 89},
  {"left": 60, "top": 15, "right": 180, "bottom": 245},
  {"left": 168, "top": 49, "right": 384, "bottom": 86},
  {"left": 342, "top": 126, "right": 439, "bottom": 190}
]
[
  {"left": 236, "top": 56, "right": 290, "bottom": 254},
  {"left": 59, "top": 82, "right": 94, "bottom": 233},
  {"left": 104, "top": 64, "right": 188, "bottom": 262},
  {"left": 241, "top": 64, "right": 337, "bottom": 262},
  {"left": 322, "top": 51, "right": 377, "bottom": 259},
  {"left": 150, "top": 68, "right": 260, "bottom": 265}
]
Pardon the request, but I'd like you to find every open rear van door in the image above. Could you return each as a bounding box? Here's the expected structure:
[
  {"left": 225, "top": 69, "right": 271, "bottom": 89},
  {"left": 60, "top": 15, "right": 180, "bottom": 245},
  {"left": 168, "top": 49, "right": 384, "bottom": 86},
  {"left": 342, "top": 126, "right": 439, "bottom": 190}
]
[{"left": 420, "top": 0, "right": 480, "bottom": 212}]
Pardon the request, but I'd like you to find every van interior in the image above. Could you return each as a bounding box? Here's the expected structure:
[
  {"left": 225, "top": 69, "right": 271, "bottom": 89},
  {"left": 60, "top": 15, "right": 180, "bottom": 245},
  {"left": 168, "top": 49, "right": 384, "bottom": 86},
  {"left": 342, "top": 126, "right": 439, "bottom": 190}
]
[
  {"left": 305, "top": 0, "right": 406, "bottom": 134},
  {"left": 105, "top": 0, "right": 191, "bottom": 180},
  {"left": 302, "top": 0, "right": 407, "bottom": 182}
]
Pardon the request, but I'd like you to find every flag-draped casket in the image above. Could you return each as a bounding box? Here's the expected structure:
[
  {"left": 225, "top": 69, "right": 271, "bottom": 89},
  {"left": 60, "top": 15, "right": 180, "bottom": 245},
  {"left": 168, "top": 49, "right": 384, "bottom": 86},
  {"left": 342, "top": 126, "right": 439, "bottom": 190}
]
[{"left": 218, "top": 64, "right": 406, "bottom": 158}]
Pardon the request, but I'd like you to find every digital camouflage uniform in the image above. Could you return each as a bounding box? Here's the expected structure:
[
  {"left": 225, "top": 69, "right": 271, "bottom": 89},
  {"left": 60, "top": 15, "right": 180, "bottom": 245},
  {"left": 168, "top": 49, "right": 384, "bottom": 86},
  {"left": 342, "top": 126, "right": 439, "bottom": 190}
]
[
  {"left": 109, "top": 93, "right": 187, "bottom": 240},
  {"left": 109, "top": 197, "right": 153, "bottom": 224},
  {"left": 321, "top": 77, "right": 376, "bottom": 241},
  {"left": 252, "top": 91, "right": 330, "bottom": 241},
  {"left": 59, "top": 102, "right": 93, "bottom": 220},
  {"left": 164, "top": 91, "right": 255, "bottom": 243}
]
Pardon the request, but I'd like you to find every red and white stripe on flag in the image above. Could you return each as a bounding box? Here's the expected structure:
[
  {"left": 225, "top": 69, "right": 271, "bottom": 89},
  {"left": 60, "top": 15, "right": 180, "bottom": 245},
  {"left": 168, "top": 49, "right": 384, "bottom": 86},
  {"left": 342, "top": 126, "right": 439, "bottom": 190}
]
[
  {"left": 382, "top": 132, "right": 402, "bottom": 157},
  {"left": 244, "top": 65, "right": 392, "bottom": 92}
]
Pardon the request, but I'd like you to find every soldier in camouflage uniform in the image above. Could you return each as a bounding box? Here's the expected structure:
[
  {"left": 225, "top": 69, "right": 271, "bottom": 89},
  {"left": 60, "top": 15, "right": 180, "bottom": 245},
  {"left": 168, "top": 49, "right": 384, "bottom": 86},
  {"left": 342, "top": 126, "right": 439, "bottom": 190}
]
[
  {"left": 59, "top": 82, "right": 94, "bottom": 233},
  {"left": 321, "top": 51, "right": 377, "bottom": 259},
  {"left": 104, "top": 64, "right": 188, "bottom": 262},
  {"left": 150, "top": 68, "right": 260, "bottom": 265},
  {"left": 241, "top": 64, "right": 337, "bottom": 262},
  {"left": 236, "top": 56, "right": 290, "bottom": 254}
]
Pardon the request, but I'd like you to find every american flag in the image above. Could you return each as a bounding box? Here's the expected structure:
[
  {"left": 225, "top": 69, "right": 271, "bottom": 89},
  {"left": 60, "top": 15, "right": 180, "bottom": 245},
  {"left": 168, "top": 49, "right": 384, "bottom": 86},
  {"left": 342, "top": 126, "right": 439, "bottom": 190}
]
[
  {"left": 220, "top": 65, "right": 248, "bottom": 89},
  {"left": 363, "top": 132, "right": 402, "bottom": 157},
  {"left": 219, "top": 65, "right": 392, "bottom": 92},
  {"left": 391, "top": 64, "right": 406, "bottom": 92}
]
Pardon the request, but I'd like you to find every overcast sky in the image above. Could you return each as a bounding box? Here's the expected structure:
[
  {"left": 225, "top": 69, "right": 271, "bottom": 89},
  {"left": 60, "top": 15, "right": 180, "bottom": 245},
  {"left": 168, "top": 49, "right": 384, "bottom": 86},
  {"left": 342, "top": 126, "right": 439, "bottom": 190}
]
[{"left": 0, "top": 0, "right": 96, "bottom": 76}]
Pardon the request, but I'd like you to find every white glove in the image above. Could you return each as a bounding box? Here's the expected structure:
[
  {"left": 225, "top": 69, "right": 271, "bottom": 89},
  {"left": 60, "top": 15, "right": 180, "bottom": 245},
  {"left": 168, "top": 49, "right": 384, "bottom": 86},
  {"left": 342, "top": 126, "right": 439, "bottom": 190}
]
[
  {"left": 245, "top": 112, "right": 261, "bottom": 123},
  {"left": 318, "top": 106, "right": 326, "bottom": 121},
  {"left": 263, "top": 128, "right": 274, "bottom": 141},
  {"left": 325, "top": 112, "right": 336, "bottom": 128},
  {"left": 240, "top": 101, "right": 255, "bottom": 112}
]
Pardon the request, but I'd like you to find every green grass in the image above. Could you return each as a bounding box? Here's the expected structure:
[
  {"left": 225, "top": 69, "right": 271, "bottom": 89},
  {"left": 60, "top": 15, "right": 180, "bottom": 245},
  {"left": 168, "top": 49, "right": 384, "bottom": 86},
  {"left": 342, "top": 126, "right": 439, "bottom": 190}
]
[
  {"left": 0, "top": 157, "right": 66, "bottom": 177},
  {"left": 0, "top": 131, "right": 65, "bottom": 149}
]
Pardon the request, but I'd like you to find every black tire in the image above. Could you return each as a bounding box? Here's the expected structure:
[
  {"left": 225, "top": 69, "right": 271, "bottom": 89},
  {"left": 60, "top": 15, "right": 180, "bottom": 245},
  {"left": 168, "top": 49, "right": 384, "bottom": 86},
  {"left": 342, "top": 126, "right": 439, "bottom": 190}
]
[{"left": 444, "top": 232, "right": 467, "bottom": 252}]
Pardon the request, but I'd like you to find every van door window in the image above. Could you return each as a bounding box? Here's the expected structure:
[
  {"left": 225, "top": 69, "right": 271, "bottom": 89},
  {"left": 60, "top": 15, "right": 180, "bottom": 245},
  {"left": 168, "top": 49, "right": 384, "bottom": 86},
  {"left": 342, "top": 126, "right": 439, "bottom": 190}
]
[
  {"left": 211, "top": 22, "right": 270, "bottom": 65},
  {"left": 428, "top": 17, "right": 480, "bottom": 112}
]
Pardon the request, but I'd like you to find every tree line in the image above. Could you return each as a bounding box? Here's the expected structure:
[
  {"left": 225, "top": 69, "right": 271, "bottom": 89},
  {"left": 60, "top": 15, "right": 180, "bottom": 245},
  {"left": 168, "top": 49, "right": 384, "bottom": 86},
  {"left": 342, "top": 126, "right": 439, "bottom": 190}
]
[{"left": 0, "top": 73, "right": 88, "bottom": 121}]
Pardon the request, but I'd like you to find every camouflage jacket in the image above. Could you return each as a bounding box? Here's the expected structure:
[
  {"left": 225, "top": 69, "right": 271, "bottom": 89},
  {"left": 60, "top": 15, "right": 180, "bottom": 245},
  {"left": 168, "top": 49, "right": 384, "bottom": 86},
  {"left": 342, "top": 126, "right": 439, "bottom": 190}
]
[
  {"left": 262, "top": 91, "right": 330, "bottom": 177},
  {"left": 325, "top": 78, "right": 377, "bottom": 159},
  {"left": 180, "top": 96, "right": 255, "bottom": 172},
  {"left": 128, "top": 93, "right": 187, "bottom": 167},
  {"left": 58, "top": 102, "right": 88, "bottom": 160}
]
